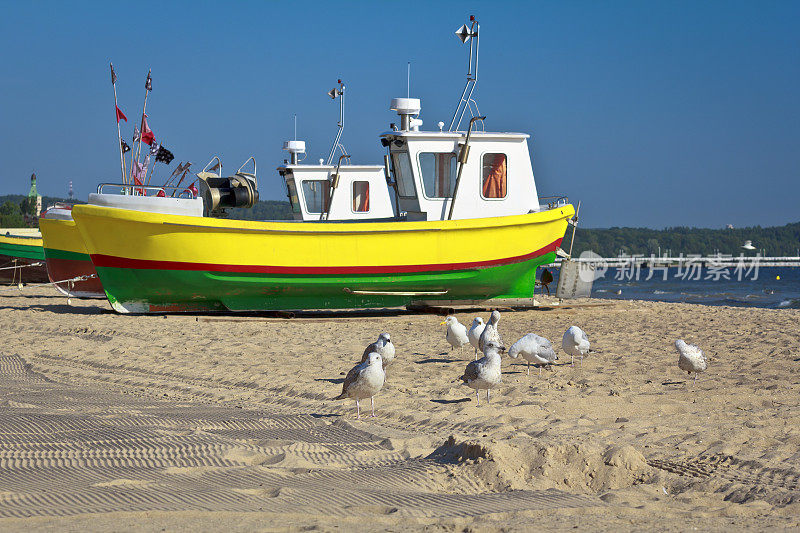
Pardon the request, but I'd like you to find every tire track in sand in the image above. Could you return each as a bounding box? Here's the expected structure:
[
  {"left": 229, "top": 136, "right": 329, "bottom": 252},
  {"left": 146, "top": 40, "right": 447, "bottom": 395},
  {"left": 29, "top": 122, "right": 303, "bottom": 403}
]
[{"left": 0, "top": 354, "right": 600, "bottom": 518}]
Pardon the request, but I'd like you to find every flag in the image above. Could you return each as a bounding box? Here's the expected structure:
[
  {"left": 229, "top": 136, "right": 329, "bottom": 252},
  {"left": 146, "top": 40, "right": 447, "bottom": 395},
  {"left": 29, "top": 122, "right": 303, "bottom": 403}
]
[
  {"left": 156, "top": 189, "right": 166, "bottom": 197},
  {"left": 149, "top": 141, "right": 159, "bottom": 156},
  {"left": 131, "top": 160, "right": 146, "bottom": 195},
  {"left": 110, "top": 63, "right": 117, "bottom": 85},
  {"left": 156, "top": 145, "right": 174, "bottom": 164},
  {"left": 170, "top": 161, "right": 186, "bottom": 179},
  {"left": 186, "top": 182, "right": 198, "bottom": 197},
  {"left": 140, "top": 114, "right": 154, "bottom": 145},
  {"left": 121, "top": 140, "right": 130, "bottom": 153},
  {"left": 145, "top": 70, "right": 152, "bottom": 91},
  {"left": 133, "top": 127, "right": 140, "bottom": 142},
  {"left": 116, "top": 105, "right": 127, "bottom": 123}
]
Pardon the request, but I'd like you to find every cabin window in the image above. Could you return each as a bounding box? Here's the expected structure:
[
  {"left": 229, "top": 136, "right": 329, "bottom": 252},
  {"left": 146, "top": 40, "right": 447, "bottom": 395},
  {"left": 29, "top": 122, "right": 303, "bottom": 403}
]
[
  {"left": 418, "top": 152, "right": 457, "bottom": 198},
  {"left": 352, "top": 181, "right": 370, "bottom": 212},
  {"left": 286, "top": 178, "right": 301, "bottom": 213},
  {"left": 392, "top": 152, "right": 416, "bottom": 198},
  {"left": 481, "top": 153, "right": 507, "bottom": 199},
  {"left": 301, "top": 180, "right": 330, "bottom": 214}
]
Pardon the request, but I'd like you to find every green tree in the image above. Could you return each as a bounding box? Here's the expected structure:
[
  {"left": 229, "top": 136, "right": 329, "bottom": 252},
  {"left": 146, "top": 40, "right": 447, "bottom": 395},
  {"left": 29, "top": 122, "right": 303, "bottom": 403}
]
[{"left": 0, "top": 201, "right": 25, "bottom": 228}]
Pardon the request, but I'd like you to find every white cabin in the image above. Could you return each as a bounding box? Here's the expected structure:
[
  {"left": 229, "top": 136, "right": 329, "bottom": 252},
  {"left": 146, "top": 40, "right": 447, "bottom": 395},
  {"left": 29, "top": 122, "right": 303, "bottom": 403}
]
[
  {"left": 278, "top": 165, "right": 395, "bottom": 221},
  {"left": 382, "top": 129, "right": 543, "bottom": 221}
]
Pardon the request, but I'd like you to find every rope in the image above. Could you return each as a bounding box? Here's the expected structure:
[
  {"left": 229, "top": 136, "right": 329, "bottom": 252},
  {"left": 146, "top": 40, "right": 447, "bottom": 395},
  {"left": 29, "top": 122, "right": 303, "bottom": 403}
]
[
  {"left": 1, "top": 274, "right": 97, "bottom": 293},
  {"left": 0, "top": 262, "right": 43, "bottom": 271}
]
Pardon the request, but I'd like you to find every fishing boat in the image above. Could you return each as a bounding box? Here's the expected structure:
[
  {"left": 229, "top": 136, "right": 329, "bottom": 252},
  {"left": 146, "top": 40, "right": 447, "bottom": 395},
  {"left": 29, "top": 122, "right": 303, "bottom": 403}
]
[
  {"left": 71, "top": 17, "right": 577, "bottom": 313},
  {"left": 40, "top": 204, "right": 106, "bottom": 298},
  {"left": 0, "top": 229, "right": 48, "bottom": 284},
  {"left": 39, "top": 183, "right": 206, "bottom": 298}
]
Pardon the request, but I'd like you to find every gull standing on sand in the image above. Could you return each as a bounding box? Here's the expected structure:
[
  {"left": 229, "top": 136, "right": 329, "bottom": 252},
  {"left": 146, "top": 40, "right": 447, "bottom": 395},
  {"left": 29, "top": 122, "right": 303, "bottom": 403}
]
[
  {"left": 467, "top": 317, "right": 486, "bottom": 360},
  {"left": 562, "top": 325, "right": 590, "bottom": 367},
  {"left": 360, "top": 333, "right": 395, "bottom": 368},
  {"left": 335, "top": 352, "right": 385, "bottom": 418},
  {"left": 509, "top": 333, "right": 558, "bottom": 377},
  {"left": 478, "top": 310, "right": 502, "bottom": 353},
  {"left": 675, "top": 339, "right": 708, "bottom": 385},
  {"left": 441, "top": 316, "right": 469, "bottom": 354},
  {"left": 460, "top": 340, "right": 505, "bottom": 405}
]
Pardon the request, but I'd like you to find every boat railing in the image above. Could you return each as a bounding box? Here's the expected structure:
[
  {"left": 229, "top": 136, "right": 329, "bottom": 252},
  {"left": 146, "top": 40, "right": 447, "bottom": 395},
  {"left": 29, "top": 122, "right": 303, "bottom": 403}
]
[
  {"left": 538, "top": 195, "right": 569, "bottom": 210},
  {"left": 96, "top": 183, "right": 197, "bottom": 199}
]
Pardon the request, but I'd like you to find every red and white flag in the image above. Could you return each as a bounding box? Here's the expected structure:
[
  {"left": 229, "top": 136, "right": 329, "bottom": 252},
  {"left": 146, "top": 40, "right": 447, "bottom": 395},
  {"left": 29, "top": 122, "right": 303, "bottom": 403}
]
[
  {"left": 140, "top": 114, "right": 155, "bottom": 145},
  {"left": 131, "top": 161, "right": 146, "bottom": 195}
]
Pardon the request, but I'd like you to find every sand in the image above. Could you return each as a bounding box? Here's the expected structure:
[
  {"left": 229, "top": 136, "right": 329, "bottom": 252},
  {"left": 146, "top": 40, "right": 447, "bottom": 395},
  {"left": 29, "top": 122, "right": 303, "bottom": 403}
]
[{"left": 0, "top": 286, "right": 799, "bottom": 531}]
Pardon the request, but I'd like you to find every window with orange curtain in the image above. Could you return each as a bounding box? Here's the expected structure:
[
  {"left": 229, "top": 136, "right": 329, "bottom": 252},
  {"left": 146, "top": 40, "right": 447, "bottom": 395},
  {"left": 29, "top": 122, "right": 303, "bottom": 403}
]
[
  {"left": 352, "top": 181, "right": 370, "bottom": 212},
  {"left": 481, "top": 153, "right": 507, "bottom": 199}
]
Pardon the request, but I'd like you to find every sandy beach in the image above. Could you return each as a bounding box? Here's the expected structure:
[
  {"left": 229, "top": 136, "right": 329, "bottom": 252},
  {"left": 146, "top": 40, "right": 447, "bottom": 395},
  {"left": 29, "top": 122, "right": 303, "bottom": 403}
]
[{"left": 1, "top": 287, "right": 799, "bottom": 531}]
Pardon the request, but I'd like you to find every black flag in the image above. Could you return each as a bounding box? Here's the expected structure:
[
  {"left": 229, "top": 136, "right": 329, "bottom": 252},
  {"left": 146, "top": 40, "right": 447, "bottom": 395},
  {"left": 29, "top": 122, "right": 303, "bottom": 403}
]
[
  {"left": 155, "top": 145, "right": 174, "bottom": 164},
  {"left": 110, "top": 63, "right": 117, "bottom": 85},
  {"left": 145, "top": 70, "right": 152, "bottom": 91},
  {"left": 121, "top": 140, "right": 130, "bottom": 153}
]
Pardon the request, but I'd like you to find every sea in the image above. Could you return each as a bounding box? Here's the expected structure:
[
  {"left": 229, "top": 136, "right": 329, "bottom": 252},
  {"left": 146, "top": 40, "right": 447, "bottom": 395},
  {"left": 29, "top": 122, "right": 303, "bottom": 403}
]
[{"left": 551, "top": 266, "right": 800, "bottom": 309}]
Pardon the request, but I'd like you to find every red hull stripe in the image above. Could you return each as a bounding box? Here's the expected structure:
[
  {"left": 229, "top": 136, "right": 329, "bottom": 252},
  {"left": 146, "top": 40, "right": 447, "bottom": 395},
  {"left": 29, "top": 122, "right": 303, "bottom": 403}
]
[{"left": 91, "top": 239, "right": 561, "bottom": 276}]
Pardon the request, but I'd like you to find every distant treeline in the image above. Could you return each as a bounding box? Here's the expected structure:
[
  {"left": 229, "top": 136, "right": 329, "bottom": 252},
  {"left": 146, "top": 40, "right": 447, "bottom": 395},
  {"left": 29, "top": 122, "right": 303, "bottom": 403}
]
[
  {"left": 3, "top": 194, "right": 797, "bottom": 256},
  {"left": 571, "top": 223, "right": 800, "bottom": 257}
]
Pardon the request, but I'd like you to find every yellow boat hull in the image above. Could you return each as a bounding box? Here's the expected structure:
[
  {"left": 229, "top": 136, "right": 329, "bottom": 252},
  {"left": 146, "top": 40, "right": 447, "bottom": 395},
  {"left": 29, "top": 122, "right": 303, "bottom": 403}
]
[{"left": 71, "top": 204, "right": 575, "bottom": 313}]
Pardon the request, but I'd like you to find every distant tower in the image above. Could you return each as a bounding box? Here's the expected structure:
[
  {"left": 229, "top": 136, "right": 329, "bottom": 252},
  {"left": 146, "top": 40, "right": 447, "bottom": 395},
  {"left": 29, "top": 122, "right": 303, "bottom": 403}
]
[
  {"left": 68, "top": 180, "right": 74, "bottom": 201},
  {"left": 28, "top": 172, "right": 42, "bottom": 217}
]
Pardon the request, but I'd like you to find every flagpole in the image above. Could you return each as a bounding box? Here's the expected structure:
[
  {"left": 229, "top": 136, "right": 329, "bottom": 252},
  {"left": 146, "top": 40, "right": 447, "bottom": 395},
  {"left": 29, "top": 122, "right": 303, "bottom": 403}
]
[
  {"left": 131, "top": 69, "right": 151, "bottom": 194},
  {"left": 111, "top": 63, "right": 126, "bottom": 184}
]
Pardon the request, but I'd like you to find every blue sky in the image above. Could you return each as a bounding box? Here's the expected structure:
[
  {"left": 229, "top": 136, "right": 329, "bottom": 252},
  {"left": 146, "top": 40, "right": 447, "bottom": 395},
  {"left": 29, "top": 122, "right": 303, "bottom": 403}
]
[{"left": 1, "top": 1, "right": 798, "bottom": 228}]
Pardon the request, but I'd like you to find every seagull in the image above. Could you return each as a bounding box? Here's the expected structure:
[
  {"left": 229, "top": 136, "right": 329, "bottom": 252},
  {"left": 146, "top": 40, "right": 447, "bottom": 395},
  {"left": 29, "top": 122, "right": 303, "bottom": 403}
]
[
  {"left": 360, "top": 332, "right": 395, "bottom": 368},
  {"left": 478, "top": 310, "right": 502, "bottom": 353},
  {"left": 509, "top": 333, "right": 558, "bottom": 376},
  {"left": 335, "top": 352, "right": 385, "bottom": 418},
  {"left": 441, "top": 316, "right": 469, "bottom": 354},
  {"left": 675, "top": 339, "right": 708, "bottom": 385},
  {"left": 467, "top": 317, "right": 486, "bottom": 360},
  {"left": 460, "top": 340, "right": 505, "bottom": 405},
  {"left": 562, "top": 326, "right": 590, "bottom": 367}
]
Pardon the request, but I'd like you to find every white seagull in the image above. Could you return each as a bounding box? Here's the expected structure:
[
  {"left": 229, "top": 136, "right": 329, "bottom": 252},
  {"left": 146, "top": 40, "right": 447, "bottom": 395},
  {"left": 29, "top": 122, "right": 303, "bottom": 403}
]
[
  {"left": 478, "top": 310, "right": 503, "bottom": 353},
  {"left": 441, "top": 316, "right": 469, "bottom": 354},
  {"left": 335, "top": 352, "right": 385, "bottom": 418},
  {"left": 562, "top": 326, "right": 590, "bottom": 367},
  {"left": 460, "top": 340, "right": 505, "bottom": 405},
  {"left": 360, "top": 332, "right": 395, "bottom": 368},
  {"left": 675, "top": 339, "right": 708, "bottom": 385},
  {"left": 509, "top": 333, "right": 558, "bottom": 377},
  {"left": 467, "top": 317, "right": 486, "bottom": 360}
]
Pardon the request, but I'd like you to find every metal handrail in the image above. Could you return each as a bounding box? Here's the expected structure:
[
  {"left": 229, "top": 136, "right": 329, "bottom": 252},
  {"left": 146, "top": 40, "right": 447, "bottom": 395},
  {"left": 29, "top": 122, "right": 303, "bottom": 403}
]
[
  {"left": 96, "top": 183, "right": 197, "bottom": 199},
  {"left": 538, "top": 195, "right": 569, "bottom": 209}
]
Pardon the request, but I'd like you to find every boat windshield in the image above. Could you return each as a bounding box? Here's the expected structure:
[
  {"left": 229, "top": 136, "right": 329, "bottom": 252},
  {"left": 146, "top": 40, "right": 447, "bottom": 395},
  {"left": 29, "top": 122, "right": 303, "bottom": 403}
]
[
  {"left": 418, "top": 152, "right": 457, "bottom": 198},
  {"left": 301, "top": 180, "right": 331, "bottom": 214},
  {"left": 391, "top": 152, "right": 416, "bottom": 198},
  {"left": 286, "top": 178, "right": 301, "bottom": 214}
]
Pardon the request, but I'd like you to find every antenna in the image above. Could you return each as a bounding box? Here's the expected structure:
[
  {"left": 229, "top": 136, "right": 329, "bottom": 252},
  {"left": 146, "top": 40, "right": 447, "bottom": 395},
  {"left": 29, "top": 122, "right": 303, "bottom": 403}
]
[
  {"left": 326, "top": 79, "right": 348, "bottom": 165},
  {"left": 449, "top": 15, "right": 482, "bottom": 131},
  {"left": 407, "top": 61, "right": 411, "bottom": 98},
  {"left": 293, "top": 114, "right": 297, "bottom": 141}
]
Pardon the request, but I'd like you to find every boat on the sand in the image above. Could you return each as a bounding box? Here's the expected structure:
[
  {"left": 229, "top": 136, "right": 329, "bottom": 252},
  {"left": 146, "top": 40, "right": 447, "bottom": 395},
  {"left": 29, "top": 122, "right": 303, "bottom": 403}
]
[{"left": 0, "top": 229, "right": 48, "bottom": 284}]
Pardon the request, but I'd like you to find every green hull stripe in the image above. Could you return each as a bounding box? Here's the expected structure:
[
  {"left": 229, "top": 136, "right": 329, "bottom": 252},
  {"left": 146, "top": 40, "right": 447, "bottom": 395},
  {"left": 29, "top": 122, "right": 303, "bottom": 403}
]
[
  {"left": 44, "top": 247, "right": 90, "bottom": 262},
  {"left": 95, "top": 252, "right": 556, "bottom": 312},
  {"left": 0, "top": 242, "right": 45, "bottom": 261}
]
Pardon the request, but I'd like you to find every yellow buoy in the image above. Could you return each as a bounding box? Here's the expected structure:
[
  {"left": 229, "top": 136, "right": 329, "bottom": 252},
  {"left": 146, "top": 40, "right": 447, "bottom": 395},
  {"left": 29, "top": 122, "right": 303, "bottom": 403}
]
[{"left": 776, "top": 275, "right": 780, "bottom": 281}]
